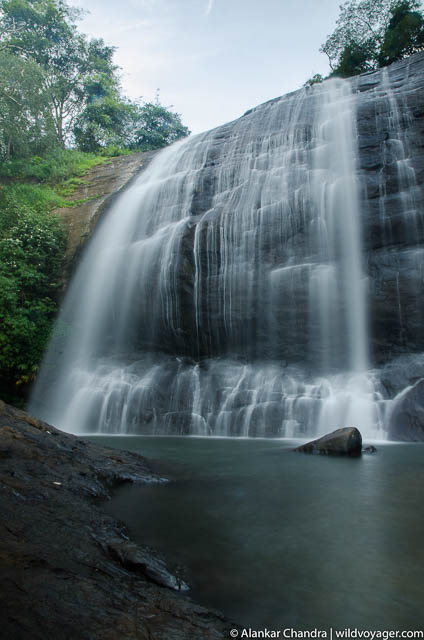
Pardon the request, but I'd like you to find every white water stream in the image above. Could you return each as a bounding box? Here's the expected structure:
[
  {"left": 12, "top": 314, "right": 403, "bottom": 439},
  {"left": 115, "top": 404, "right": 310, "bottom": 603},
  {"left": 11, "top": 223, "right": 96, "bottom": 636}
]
[{"left": 31, "top": 77, "right": 398, "bottom": 438}]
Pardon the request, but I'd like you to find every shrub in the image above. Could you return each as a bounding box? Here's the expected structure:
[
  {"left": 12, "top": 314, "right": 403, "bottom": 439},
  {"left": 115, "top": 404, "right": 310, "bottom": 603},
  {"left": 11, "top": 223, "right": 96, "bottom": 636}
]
[{"left": 0, "top": 192, "right": 66, "bottom": 402}]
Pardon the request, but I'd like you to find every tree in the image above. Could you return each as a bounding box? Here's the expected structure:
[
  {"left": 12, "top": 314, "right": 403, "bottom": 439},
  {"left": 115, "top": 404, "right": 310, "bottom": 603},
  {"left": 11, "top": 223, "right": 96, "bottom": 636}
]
[
  {"left": 74, "top": 91, "right": 191, "bottom": 153},
  {"left": 0, "top": 0, "right": 191, "bottom": 154},
  {"left": 128, "top": 97, "right": 191, "bottom": 151},
  {"left": 333, "top": 38, "right": 377, "bottom": 76},
  {"left": 0, "top": 0, "right": 118, "bottom": 145},
  {"left": 379, "top": 0, "right": 424, "bottom": 64},
  {"left": 320, "top": 0, "right": 424, "bottom": 77},
  {"left": 321, "top": 0, "right": 394, "bottom": 71},
  {"left": 0, "top": 51, "right": 55, "bottom": 159},
  {"left": 73, "top": 74, "right": 132, "bottom": 152}
]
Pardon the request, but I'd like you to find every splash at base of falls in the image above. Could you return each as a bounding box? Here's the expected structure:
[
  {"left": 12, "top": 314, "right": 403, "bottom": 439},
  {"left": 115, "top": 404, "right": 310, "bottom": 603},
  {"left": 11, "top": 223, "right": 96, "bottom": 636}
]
[{"left": 37, "top": 355, "right": 388, "bottom": 439}]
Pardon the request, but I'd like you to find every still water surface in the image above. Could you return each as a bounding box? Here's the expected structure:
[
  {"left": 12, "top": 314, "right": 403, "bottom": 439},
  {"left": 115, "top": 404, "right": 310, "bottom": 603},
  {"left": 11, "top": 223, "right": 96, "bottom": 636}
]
[{"left": 92, "top": 437, "right": 424, "bottom": 631}]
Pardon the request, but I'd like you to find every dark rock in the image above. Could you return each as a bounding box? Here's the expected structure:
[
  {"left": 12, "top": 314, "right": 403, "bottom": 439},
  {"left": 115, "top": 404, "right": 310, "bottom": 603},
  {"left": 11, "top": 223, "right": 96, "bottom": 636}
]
[
  {"left": 0, "top": 401, "right": 233, "bottom": 639},
  {"left": 362, "top": 445, "right": 378, "bottom": 454},
  {"left": 388, "top": 378, "right": 424, "bottom": 441},
  {"left": 108, "top": 541, "right": 189, "bottom": 591},
  {"left": 294, "top": 427, "right": 362, "bottom": 457},
  {"left": 379, "top": 354, "right": 424, "bottom": 395}
]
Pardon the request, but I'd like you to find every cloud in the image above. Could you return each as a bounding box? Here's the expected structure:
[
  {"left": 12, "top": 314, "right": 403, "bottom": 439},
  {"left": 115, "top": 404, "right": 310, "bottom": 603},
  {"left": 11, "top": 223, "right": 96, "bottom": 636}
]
[
  {"left": 129, "top": 0, "right": 158, "bottom": 7},
  {"left": 205, "top": 0, "right": 214, "bottom": 15}
]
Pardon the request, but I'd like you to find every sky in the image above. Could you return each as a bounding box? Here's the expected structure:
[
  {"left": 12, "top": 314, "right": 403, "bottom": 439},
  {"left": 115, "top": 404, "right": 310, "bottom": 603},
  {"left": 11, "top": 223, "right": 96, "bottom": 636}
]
[{"left": 72, "top": 0, "right": 344, "bottom": 134}]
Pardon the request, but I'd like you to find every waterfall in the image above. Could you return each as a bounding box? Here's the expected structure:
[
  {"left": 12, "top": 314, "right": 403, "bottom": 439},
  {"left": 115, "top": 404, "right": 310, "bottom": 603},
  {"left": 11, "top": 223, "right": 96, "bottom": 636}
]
[{"left": 31, "top": 72, "right": 408, "bottom": 439}]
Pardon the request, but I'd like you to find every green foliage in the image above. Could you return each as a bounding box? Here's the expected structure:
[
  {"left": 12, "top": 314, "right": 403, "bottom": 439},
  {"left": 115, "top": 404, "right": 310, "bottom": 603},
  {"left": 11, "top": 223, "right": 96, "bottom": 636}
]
[
  {"left": 0, "top": 51, "right": 55, "bottom": 159},
  {"left": 1, "top": 183, "right": 69, "bottom": 210},
  {"left": 128, "top": 99, "right": 191, "bottom": 151},
  {"left": 320, "top": 0, "right": 394, "bottom": 72},
  {"left": 0, "top": 147, "right": 109, "bottom": 183},
  {"left": 0, "top": 146, "right": 116, "bottom": 403},
  {"left": 73, "top": 90, "right": 191, "bottom": 153},
  {"left": 73, "top": 74, "right": 133, "bottom": 152},
  {"left": 333, "top": 39, "right": 377, "bottom": 76},
  {"left": 379, "top": 0, "right": 424, "bottom": 64},
  {"left": 320, "top": 0, "right": 424, "bottom": 78},
  {"left": 0, "top": 190, "right": 65, "bottom": 399},
  {"left": 0, "top": 0, "right": 118, "bottom": 146},
  {"left": 304, "top": 73, "right": 325, "bottom": 87},
  {"left": 0, "top": 0, "right": 190, "bottom": 156},
  {"left": 98, "top": 145, "right": 132, "bottom": 157},
  {"left": 0, "top": 0, "right": 191, "bottom": 405}
]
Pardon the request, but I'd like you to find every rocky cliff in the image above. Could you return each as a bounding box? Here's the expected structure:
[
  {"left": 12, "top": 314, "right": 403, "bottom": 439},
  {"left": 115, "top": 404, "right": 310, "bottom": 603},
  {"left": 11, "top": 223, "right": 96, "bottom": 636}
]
[
  {"left": 0, "top": 400, "right": 232, "bottom": 639},
  {"left": 31, "top": 53, "right": 424, "bottom": 440},
  {"left": 56, "top": 151, "right": 157, "bottom": 284}
]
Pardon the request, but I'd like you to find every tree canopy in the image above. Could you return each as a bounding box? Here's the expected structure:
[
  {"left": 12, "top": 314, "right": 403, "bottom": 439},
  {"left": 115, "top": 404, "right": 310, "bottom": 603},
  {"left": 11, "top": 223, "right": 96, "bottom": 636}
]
[
  {"left": 0, "top": 0, "right": 190, "bottom": 156},
  {"left": 320, "top": 0, "right": 424, "bottom": 77},
  {"left": 0, "top": 50, "right": 54, "bottom": 159},
  {"left": 128, "top": 98, "right": 191, "bottom": 152},
  {"left": 379, "top": 0, "right": 424, "bottom": 64}
]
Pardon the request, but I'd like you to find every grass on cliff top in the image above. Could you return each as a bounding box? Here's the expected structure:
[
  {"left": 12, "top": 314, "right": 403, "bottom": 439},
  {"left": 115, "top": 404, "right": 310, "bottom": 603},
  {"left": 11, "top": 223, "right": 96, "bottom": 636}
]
[
  {"left": 0, "top": 147, "right": 115, "bottom": 184},
  {"left": 0, "top": 146, "right": 133, "bottom": 207}
]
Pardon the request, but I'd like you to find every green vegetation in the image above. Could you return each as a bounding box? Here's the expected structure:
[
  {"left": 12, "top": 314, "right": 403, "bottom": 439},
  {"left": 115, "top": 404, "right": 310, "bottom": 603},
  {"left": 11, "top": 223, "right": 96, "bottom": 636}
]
[
  {"left": 0, "top": 187, "right": 65, "bottom": 404},
  {"left": 128, "top": 99, "right": 191, "bottom": 151},
  {"left": 379, "top": 1, "right": 424, "bottom": 65},
  {"left": 0, "top": 148, "right": 115, "bottom": 403},
  {"left": 319, "top": 0, "right": 424, "bottom": 78},
  {"left": 0, "top": 0, "right": 191, "bottom": 404},
  {"left": 0, "top": 148, "right": 108, "bottom": 183},
  {"left": 0, "top": 0, "right": 190, "bottom": 157},
  {"left": 304, "top": 73, "right": 325, "bottom": 87}
]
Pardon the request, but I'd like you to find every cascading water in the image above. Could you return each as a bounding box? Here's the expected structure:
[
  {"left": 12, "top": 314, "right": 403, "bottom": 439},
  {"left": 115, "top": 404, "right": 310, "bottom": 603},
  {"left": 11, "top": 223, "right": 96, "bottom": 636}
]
[{"left": 32, "top": 57, "right": 424, "bottom": 439}]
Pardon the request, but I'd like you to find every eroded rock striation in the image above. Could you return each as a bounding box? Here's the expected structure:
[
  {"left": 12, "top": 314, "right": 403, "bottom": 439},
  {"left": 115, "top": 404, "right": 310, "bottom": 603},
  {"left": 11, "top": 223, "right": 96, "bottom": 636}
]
[{"left": 0, "top": 400, "right": 232, "bottom": 639}]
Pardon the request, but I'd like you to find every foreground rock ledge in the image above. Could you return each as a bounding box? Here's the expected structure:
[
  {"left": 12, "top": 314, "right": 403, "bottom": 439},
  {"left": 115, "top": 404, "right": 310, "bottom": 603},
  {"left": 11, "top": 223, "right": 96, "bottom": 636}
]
[
  {"left": 0, "top": 400, "right": 233, "bottom": 640},
  {"left": 294, "top": 427, "right": 363, "bottom": 457}
]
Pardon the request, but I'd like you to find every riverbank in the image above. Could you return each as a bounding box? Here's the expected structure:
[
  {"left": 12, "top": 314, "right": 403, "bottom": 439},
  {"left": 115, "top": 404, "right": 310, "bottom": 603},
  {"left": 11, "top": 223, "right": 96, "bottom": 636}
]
[{"left": 0, "top": 400, "right": 232, "bottom": 639}]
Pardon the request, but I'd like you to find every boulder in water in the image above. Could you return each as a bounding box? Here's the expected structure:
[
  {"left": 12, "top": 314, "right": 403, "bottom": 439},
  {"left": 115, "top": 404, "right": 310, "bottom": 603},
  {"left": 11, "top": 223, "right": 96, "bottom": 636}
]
[
  {"left": 362, "top": 445, "right": 377, "bottom": 454},
  {"left": 294, "top": 427, "right": 362, "bottom": 457}
]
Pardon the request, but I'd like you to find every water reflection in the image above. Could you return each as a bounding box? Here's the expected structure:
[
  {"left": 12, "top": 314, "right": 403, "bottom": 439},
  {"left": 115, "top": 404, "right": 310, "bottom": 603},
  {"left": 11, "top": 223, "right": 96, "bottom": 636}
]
[{"left": 97, "top": 437, "right": 424, "bottom": 630}]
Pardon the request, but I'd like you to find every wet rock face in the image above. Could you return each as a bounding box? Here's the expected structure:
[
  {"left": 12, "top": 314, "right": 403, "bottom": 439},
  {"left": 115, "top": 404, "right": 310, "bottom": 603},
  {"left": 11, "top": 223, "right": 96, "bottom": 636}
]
[
  {"left": 0, "top": 400, "right": 233, "bottom": 639},
  {"left": 30, "top": 53, "right": 424, "bottom": 440},
  {"left": 146, "top": 53, "right": 424, "bottom": 365},
  {"left": 388, "top": 379, "right": 424, "bottom": 441},
  {"left": 295, "top": 427, "right": 363, "bottom": 457},
  {"left": 356, "top": 55, "right": 424, "bottom": 363}
]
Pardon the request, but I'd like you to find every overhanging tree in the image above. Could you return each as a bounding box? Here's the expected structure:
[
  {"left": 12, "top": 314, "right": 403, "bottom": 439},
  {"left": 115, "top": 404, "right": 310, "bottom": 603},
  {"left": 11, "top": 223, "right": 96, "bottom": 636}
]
[
  {"left": 379, "top": 0, "right": 424, "bottom": 64},
  {"left": 320, "top": 0, "right": 424, "bottom": 77}
]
